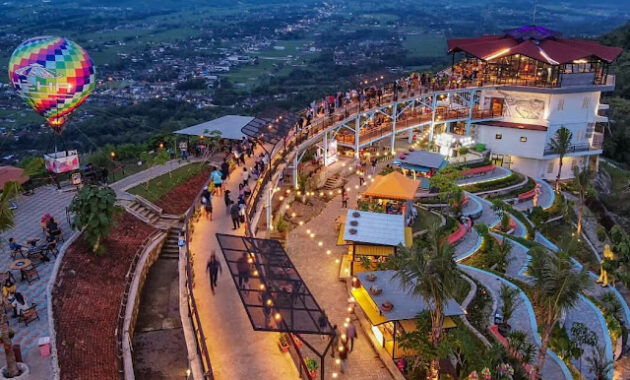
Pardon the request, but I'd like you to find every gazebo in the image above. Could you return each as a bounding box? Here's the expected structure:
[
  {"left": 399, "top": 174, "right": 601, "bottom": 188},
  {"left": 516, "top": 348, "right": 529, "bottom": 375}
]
[
  {"left": 363, "top": 171, "right": 420, "bottom": 223},
  {"left": 337, "top": 210, "right": 412, "bottom": 275},
  {"left": 394, "top": 151, "right": 447, "bottom": 190},
  {"left": 352, "top": 270, "right": 465, "bottom": 360}
]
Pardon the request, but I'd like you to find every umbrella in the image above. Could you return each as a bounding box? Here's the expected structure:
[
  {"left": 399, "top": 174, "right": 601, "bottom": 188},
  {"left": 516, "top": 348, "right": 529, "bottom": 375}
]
[{"left": 0, "top": 166, "right": 29, "bottom": 190}]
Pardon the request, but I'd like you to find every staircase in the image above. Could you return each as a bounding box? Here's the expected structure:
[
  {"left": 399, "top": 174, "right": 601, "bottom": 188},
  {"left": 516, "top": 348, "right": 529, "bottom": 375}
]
[
  {"left": 160, "top": 226, "right": 182, "bottom": 260},
  {"left": 322, "top": 173, "right": 343, "bottom": 191},
  {"left": 126, "top": 201, "right": 161, "bottom": 225}
]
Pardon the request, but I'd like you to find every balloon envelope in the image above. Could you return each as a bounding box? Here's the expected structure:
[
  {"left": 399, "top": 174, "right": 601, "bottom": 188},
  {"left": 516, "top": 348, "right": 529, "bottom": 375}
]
[{"left": 8, "top": 36, "right": 96, "bottom": 132}]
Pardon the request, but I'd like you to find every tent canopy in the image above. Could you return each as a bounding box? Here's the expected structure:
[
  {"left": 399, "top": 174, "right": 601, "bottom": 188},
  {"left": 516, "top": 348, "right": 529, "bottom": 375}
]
[
  {"left": 0, "top": 166, "right": 29, "bottom": 190},
  {"left": 174, "top": 115, "right": 256, "bottom": 141},
  {"left": 363, "top": 171, "right": 420, "bottom": 201}
]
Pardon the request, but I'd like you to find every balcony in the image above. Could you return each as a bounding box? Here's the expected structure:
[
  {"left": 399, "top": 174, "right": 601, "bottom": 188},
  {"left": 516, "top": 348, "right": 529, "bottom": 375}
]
[{"left": 543, "top": 137, "right": 603, "bottom": 156}]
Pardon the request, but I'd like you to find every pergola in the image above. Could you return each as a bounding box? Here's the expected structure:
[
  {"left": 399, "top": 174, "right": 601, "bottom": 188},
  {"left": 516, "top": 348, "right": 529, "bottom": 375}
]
[
  {"left": 337, "top": 210, "right": 412, "bottom": 274},
  {"left": 352, "top": 270, "right": 465, "bottom": 360},
  {"left": 215, "top": 233, "right": 334, "bottom": 379},
  {"left": 241, "top": 113, "right": 299, "bottom": 145}
]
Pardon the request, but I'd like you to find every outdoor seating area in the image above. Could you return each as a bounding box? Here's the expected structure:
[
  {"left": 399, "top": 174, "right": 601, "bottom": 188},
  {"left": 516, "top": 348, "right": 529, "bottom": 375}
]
[
  {"left": 351, "top": 270, "right": 465, "bottom": 360},
  {"left": 361, "top": 171, "right": 421, "bottom": 225}
]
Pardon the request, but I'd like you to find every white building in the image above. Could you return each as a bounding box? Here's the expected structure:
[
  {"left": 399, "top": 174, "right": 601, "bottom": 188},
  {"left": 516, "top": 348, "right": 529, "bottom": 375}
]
[{"left": 447, "top": 26, "right": 622, "bottom": 180}]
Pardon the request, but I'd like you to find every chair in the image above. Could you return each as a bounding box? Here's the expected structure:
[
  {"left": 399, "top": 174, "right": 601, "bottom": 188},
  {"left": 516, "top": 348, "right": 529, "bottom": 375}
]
[
  {"left": 21, "top": 266, "right": 40, "bottom": 283},
  {"left": 18, "top": 304, "right": 39, "bottom": 326},
  {"left": 44, "top": 241, "right": 59, "bottom": 258},
  {"left": 26, "top": 250, "right": 48, "bottom": 266}
]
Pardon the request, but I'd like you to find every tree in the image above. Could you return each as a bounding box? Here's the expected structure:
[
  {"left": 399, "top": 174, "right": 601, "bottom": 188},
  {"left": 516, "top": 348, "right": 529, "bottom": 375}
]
[
  {"left": 0, "top": 181, "right": 21, "bottom": 377},
  {"left": 499, "top": 284, "right": 520, "bottom": 336},
  {"left": 492, "top": 237, "right": 513, "bottom": 273},
  {"left": 527, "top": 247, "right": 591, "bottom": 372},
  {"left": 390, "top": 222, "right": 460, "bottom": 377},
  {"left": 507, "top": 330, "right": 535, "bottom": 364},
  {"left": 570, "top": 322, "right": 598, "bottom": 372},
  {"left": 586, "top": 347, "right": 613, "bottom": 380},
  {"left": 572, "top": 164, "right": 594, "bottom": 236},
  {"left": 549, "top": 126, "right": 573, "bottom": 193},
  {"left": 428, "top": 165, "right": 461, "bottom": 215},
  {"left": 69, "top": 186, "right": 118, "bottom": 254}
]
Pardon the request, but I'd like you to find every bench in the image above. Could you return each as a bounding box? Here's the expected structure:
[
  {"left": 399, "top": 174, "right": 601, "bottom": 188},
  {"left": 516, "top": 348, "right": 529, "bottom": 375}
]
[
  {"left": 19, "top": 304, "right": 39, "bottom": 326},
  {"left": 517, "top": 188, "right": 536, "bottom": 202},
  {"left": 447, "top": 218, "right": 471, "bottom": 245},
  {"left": 460, "top": 164, "right": 495, "bottom": 177}
]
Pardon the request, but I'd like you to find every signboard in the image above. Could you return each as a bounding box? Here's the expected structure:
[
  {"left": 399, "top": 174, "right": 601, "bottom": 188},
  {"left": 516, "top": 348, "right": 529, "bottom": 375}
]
[{"left": 44, "top": 150, "right": 80, "bottom": 174}]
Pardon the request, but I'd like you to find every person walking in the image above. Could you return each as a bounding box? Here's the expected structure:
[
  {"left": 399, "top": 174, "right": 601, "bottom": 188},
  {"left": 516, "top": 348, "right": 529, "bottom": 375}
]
[
  {"left": 345, "top": 321, "right": 357, "bottom": 351},
  {"left": 330, "top": 324, "right": 339, "bottom": 358},
  {"left": 201, "top": 186, "right": 213, "bottom": 221},
  {"left": 341, "top": 187, "right": 348, "bottom": 208},
  {"left": 206, "top": 252, "right": 222, "bottom": 294},
  {"left": 230, "top": 203, "right": 241, "bottom": 230},
  {"left": 338, "top": 339, "right": 349, "bottom": 374},
  {"left": 371, "top": 157, "right": 377, "bottom": 174},
  {"left": 358, "top": 168, "right": 365, "bottom": 186},
  {"left": 241, "top": 167, "right": 249, "bottom": 188},
  {"left": 236, "top": 252, "right": 250, "bottom": 289},
  {"left": 224, "top": 190, "right": 233, "bottom": 215},
  {"left": 221, "top": 159, "right": 230, "bottom": 181}
]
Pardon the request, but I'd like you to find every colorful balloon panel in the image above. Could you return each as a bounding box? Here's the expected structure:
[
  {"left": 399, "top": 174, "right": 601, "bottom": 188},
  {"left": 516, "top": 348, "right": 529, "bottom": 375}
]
[{"left": 8, "top": 36, "right": 96, "bottom": 131}]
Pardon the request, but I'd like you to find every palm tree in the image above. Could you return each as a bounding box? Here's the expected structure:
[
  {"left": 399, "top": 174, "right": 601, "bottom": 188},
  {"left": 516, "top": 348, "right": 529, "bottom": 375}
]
[
  {"left": 527, "top": 247, "right": 591, "bottom": 373},
  {"left": 390, "top": 222, "right": 460, "bottom": 377},
  {"left": 499, "top": 284, "right": 520, "bottom": 336},
  {"left": 0, "top": 181, "right": 21, "bottom": 377},
  {"left": 549, "top": 126, "right": 573, "bottom": 193},
  {"left": 572, "top": 165, "right": 593, "bottom": 236},
  {"left": 586, "top": 347, "right": 613, "bottom": 380}
]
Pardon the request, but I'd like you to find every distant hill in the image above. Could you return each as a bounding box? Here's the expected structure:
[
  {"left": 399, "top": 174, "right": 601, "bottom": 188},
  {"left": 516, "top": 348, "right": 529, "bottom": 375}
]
[{"left": 599, "top": 20, "right": 630, "bottom": 98}]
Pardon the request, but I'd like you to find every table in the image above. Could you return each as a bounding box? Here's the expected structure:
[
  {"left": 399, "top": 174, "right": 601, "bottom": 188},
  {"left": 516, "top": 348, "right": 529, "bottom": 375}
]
[{"left": 10, "top": 259, "right": 32, "bottom": 271}]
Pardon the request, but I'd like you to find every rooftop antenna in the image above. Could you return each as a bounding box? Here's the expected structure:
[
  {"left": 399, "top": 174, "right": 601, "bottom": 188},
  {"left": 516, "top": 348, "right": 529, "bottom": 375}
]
[{"left": 532, "top": 0, "right": 538, "bottom": 24}]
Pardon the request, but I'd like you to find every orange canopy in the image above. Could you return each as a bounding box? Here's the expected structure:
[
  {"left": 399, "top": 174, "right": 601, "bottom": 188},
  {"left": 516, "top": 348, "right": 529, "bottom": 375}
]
[
  {"left": 0, "top": 166, "right": 29, "bottom": 190},
  {"left": 363, "top": 171, "right": 420, "bottom": 201}
]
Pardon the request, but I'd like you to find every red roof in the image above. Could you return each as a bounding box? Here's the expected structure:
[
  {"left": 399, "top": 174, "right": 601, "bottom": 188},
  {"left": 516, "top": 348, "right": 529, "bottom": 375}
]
[
  {"left": 481, "top": 120, "right": 547, "bottom": 131},
  {"left": 0, "top": 166, "right": 29, "bottom": 190},
  {"left": 447, "top": 25, "right": 622, "bottom": 64}
]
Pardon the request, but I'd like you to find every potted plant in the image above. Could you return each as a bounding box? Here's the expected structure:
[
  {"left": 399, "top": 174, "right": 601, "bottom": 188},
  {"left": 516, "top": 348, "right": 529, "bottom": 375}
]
[
  {"left": 366, "top": 273, "right": 377, "bottom": 282},
  {"left": 278, "top": 334, "right": 289, "bottom": 353},
  {"left": 381, "top": 301, "right": 394, "bottom": 312},
  {"left": 290, "top": 333, "right": 303, "bottom": 349},
  {"left": 370, "top": 286, "right": 382, "bottom": 296},
  {"left": 305, "top": 358, "right": 318, "bottom": 379}
]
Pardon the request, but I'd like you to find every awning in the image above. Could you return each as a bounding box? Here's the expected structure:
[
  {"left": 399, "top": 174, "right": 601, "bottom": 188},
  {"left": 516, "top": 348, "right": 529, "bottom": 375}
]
[
  {"left": 363, "top": 171, "right": 420, "bottom": 201},
  {"left": 354, "top": 270, "right": 465, "bottom": 324},
  {"left": 215, "top": 233, "right": 334, "bottom": 336},
  {"left": 174, "top": 115, "right": 255, "bottom": 140},
  {"left": 0, "top": 166, "right": 29, "bottom": 190},
  {"left": 241, "top": 113, "right": 299, "bottom": 145},
  {"left": 397, "top": 151, "right": 447, "bottom": 171},
  {"left": 343, "top": 210, "right": 406, "bottom": 247}
]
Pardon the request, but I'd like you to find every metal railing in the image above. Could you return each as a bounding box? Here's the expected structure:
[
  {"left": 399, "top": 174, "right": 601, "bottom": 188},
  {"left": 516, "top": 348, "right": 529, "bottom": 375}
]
[{"left": 183, "top": 183, "right": 215, "bottom": 380}]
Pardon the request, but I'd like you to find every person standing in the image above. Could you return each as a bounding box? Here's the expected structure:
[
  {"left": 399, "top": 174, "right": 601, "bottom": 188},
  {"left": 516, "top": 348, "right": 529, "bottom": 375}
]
[
  {"left": 221, "top": 159, "right": 230, "bottom": 181},
  {"left": 241, "top": 167, "right": 249, "bottom": 188},
  {"left": 201, "top": 186, "right": 213, "bottom": 221},
  {"left": 341, "top": 187, "right": 348, "bottom": 208},
  {"left": 230, "top": 203, "right": 241, "bottom": 230},
  {"left": 236, "top": 252, "right": 250, "bottom": 289},
  {"left": 210, "top": 167, "right": 223, "bottom": 196},
  {"left": 371, "top": 157, "right": 377, "bottom": 174},
  {"left": 224, "top": 190, "right": 232, "bottom": 215},
  {"left": 206, "top": 252, "right": 222, "bottom": 294},
  {"left": 345, "top": 321, "right": 357, "bottom": 352}
]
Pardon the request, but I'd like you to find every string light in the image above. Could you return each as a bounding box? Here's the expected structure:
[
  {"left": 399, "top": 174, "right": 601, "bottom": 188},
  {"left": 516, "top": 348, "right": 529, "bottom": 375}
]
[{"left": 326, "top": 250, "right": 331, "bottom": 255}]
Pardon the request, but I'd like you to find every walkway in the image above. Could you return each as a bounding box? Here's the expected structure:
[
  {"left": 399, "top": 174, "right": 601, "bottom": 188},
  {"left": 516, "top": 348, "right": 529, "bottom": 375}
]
[
  {"left": 188, "top": 152, "right": 300, "bottom": 380},
  {"left": 458, "top": 166, "right": 512, "bottom": 187},
  {"left": 513, "top": 179, "right": 555, "bottom": 212},
  {"left": 459, "top": 265, "right": 570, "bottom": 380},
  {"left": 0, "top": 185, "right": 73, "bottom": 360}
]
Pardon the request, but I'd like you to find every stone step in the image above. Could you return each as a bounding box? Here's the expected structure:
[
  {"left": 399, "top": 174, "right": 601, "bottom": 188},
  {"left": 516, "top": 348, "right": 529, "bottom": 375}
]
[{"left": 160, "top": 253, "right": 179, "bottom": 260}]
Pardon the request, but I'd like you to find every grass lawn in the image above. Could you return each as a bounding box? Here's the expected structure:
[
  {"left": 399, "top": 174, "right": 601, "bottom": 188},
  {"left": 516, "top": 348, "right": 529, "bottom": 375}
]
[
  {"left": 128, "top": 162, "right": 208, "bottom": 203},
  {"left": 539, "top": 220, "right": 600, "bottom": 272},
  {"left": 412, "top": 207, "right": 442, "bottom": 232}
]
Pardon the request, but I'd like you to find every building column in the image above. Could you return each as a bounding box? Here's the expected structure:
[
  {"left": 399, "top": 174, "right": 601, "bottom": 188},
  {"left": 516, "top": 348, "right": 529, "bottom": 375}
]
[
  {"left": 429, "top": 95, "right": 438, "bottom": 142},
  {"left": 465, "top": 89, "right": 476, "bottom": 136},
  {"left": 390, "top": 103, "right": 398, "bottom": 153},
  {"left": 354, "top": 115, "right": 360, "bottom": 158},
  {"left": 293, "top": 150, "right": 299, "bottom": 188},
  {"left": 323, "top": 130, "right": 328, "bottom": 166}
]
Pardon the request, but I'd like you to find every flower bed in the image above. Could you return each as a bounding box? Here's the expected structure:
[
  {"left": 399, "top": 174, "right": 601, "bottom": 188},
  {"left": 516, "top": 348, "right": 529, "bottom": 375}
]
[
  {"left": 153, "top": 166, "right": 212, "bottom": 215},
  {"left": 53, "top": 212, "right": 156, "bottom": 380}
]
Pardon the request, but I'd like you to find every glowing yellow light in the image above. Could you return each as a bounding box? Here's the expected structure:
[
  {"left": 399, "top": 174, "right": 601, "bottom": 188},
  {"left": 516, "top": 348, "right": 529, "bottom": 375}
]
[
  {"left": 341, "top": 334, "right": 346, "bottom": 340},
  {"left": 346, "top": 188, "right": 350, "bottom": 192},
  {"left": 318, "top": 241, "right": 323, "bottom": 247},
  {"left": 297, "top": 191, "right": 302, "bottom": 196},
  {"left": 354, "top": 185, "right": 359, "bottom": 189},
  {"left": 279, "top": 196, "right": 284, "bottom": 201},
  {"left": 275, "top": 313, "right": 282, "bottom": 320},
  {"left": 291, "top": 212, "right": 296, "bottom": 218},
  {"left": 328, "top": 191, "right": 333, "bottom": 196},
  {"left": 345, "top": 317, "right": 350, "bottom": 323},
  {"left": 299, "top": 221, "right": 304, "bottom": 226},
  {"left": 253, "top": 270, "right": 259, "bottom": 276},
  {"left": 341, "top": 163, "right": 346, "bottom": 167},
  {"left": 335, "top": 359, "right": 341, "bottom": 365},
  {"left": 335, "top": 259, "right": 340, "bottom": 263},
  {"left": 326, "top": 250, "right": 331, "bottom": 255},
  {"left": 247, "top": 258, "right": 253, "bottom": 264},
  {"left": 310, "top": 233, "right": 315, "bottom": 238},
  {"left": 483, "top": 48, "right": 511, "bottom": 61},
  {"left": 319, "top": 192, "right": 324, "bottom": 196},
  {"left": 337, "top": 189, "right": 341, "bottom": 194},
  {"left": 332, "top": 373, "right": 338, "bottom": 378},
  {"left": 266, "top": 299, "right": 273, "bottom": 306},
  {"left": 260, "top": 284, "right": 266, "bottom": 290}
]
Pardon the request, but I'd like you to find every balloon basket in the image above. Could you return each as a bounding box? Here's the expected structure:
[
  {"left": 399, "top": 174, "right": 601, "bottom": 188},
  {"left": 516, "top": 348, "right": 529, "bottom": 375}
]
[{"left": 44, "top": 150, "right": 80, "bottom": 174}]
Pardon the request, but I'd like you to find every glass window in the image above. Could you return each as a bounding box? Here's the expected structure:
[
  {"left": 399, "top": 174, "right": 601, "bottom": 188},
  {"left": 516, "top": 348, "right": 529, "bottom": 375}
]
[
  {"left": 520, "top": 137, "right": 527, "bottom": 142},
  {"left": 495, "top": 134, "right": 502, "bottom": 140},
  {"left": 547, "top": 161, "right": 554, "bottom": 173}
]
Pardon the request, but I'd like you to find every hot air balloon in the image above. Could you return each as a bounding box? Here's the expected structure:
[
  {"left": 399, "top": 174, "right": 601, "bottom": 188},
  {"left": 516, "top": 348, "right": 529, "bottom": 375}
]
[
  {"left": 8, "top": 36, "right": 96, "bottom": 133},
  {"left": 8, "top": 36, "right": 96, "bottom": 174}
]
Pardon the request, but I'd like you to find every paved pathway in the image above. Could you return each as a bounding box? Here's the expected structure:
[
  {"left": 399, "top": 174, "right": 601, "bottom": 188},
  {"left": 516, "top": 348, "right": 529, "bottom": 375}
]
[
  {"left": 459, "top": 265, "right": 570, "bottom": 380},
  {"left": 286, "top": 172, "right": 393, "bottom": 379},
  {"left": 458, "top": 166, "right": 512, "bottom": 186},
  {"left": 0, "top": 185, "right": 74, "bottom": 358},
  {"left": 513, "top": 179, "right": 555, "bottom": 212}
]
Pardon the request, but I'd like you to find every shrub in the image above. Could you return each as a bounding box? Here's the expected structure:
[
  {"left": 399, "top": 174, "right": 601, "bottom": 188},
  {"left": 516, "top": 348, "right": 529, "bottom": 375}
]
[
  {"left": 597, "top": 225, "right": 607, "bottom": 242},
  {"left": 500, "top": 213, "right": 511, "bottom": 232},
  {"left": 69, "top": 185, "right": 119, "bottom": 255}
]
